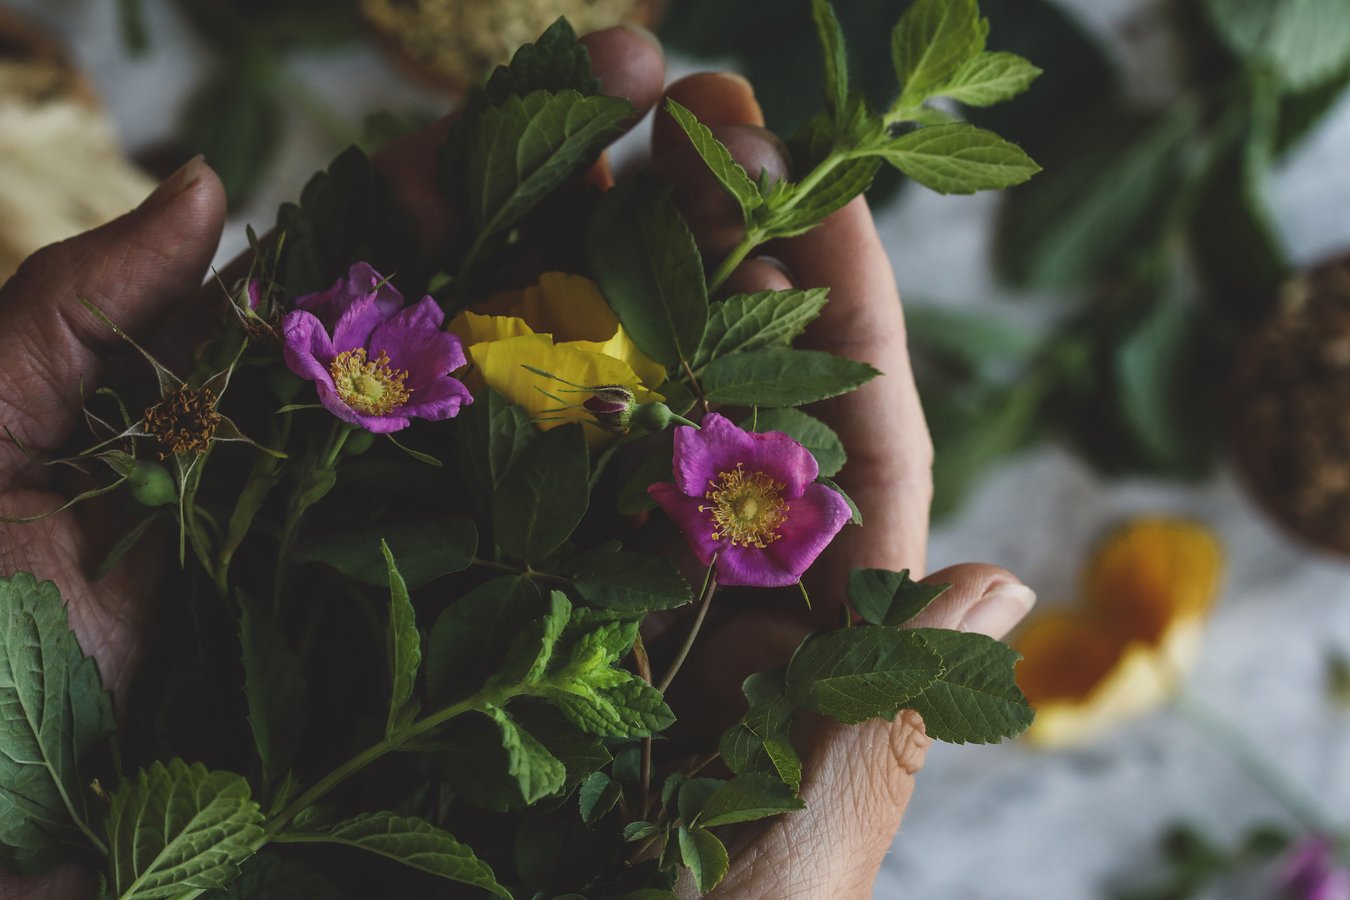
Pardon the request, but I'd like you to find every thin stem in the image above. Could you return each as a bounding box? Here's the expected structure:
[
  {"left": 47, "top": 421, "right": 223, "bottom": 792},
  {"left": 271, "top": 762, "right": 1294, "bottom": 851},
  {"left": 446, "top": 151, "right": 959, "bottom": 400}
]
[
  {"left": 708, "top": 233, "right": 758, "bottom": 294},
  {"left": 469, "top": 557, "right": 571, "bottom": 585},
  {"left": 633, "top": 632, "right": 655, "bottom": 819},
  {"left": 656, "top": 566, "right": 718, "bottom": 694}
]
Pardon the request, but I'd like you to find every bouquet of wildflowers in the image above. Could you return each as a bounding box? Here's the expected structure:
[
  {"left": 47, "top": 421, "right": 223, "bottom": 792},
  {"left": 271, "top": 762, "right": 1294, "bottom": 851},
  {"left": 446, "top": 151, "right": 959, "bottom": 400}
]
[{"left": 0, "top": 1, "right": 1043, "bottom": 896}]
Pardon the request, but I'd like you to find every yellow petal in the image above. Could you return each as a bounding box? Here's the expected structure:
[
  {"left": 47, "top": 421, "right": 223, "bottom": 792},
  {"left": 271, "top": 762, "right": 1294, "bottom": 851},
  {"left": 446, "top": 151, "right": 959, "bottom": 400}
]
[
  {"left": 571, "top": 326, "right": 668, "bottom": 394},
  {"left": 447, "top": 311, "right": 534, "bottom": 346}
]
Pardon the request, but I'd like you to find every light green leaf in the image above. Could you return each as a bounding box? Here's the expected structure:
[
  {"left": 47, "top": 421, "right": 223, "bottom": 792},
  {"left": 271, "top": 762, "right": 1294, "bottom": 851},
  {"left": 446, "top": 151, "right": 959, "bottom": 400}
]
[
  {"left": 878, "top": 124, "right": 1040, "bottom": 194},
  {"left": 294, "top": 515, "right": 476, "bottom": 589},
  {"left": 848, "top": 568, "right": 950, "bottom": 627},
  {"left": 810, "top": 0, "right": 849, "bottom": 118},
  {"left": 578, "top": 771, "right": 622, "bottom": 824},
  {"left": 0, "top": 573, "right": 113, "bottom": 873},
  {"left": 623, "top": 821, "right": 659, "bottom": 842},
  {"left": 664, "top": 99, "right": 762, "bottom": 220},
  {"left": 486, "top": 707, "right": 567, "bottom": 805},
  {"left": 702, "top": 349, "right": 879, "bottom": 407},
  {"left": 697, "top": 773, "right": 804, "bottom": 828},
  {"left": 571, "top": 550, "right": 692, "bottom": 613},
  {"left": 751, "top": 408, "right": 845, "bottom": 479},
  {"left": 381, "top": 541, "right": 421, "bottom": 736},
  {"left": 587, "top": 173, "right": 708, "bottom": 367},
  {"left": 937, "top": 51, "right": 1042, "bottom": 107},
  {"left": 907, "top": 629, "right": 1034, "bottom": 744},
  {"left": 759, "top": 157, "right": 881, "bottom": 239},
  {"left": 495, "top": 591, "right": 571, "bottom": 685},
  {"left": 692, "top": 289, "right": 830, "bottom": 370},
  {"left": 106, "top": 760, "right": 264, "bottom": 899},
  {"left": 719, "top": 672, "right": 801, "bottom": 791},
  {"left": 469, "top": 89, "right": 633, "bottom": 240},
  {"left": 275, "top": 812, "right": 509, "bottom": 898},
  {"left": 677, "top": 826, "right": 728, "bottom": 894},
  {"left": 492, "top": 423, "right": 589, "bottom": 563},
  {"left": 785, "top": 627, "right": 944, "bottom": 724},
  {"left": 892, "top": 0, "right": 987, "bottom": 108},
  {"left": 240, "top": 606, "right": 304, "bottom": 794},
  {"left": 545, "top": 673, "right": 674, "bottom": 738}
]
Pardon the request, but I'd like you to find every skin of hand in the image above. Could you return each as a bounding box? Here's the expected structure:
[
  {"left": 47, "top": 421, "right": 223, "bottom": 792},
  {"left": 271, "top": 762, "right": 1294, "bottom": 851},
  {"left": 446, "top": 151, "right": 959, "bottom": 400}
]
[{"left": 0, "top": 26, "right": 1034, "bottom": 900}]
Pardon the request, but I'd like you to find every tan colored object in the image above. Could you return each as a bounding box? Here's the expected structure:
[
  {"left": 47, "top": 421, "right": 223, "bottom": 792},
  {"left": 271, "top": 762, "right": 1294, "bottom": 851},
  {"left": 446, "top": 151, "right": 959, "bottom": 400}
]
[
  {"left": 0, "top": 10, "right": 155, "bottom": 284},
  {"left": 360, "top": 0, "right": 663, "bottom": 94}
]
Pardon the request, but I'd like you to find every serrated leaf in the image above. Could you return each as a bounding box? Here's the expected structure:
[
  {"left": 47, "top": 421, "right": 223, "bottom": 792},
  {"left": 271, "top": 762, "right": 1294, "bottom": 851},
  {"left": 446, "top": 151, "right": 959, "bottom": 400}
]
[
  {"left": 785, "top": 627, "right": 944, "bottom": 724},
  {"left": 481, "top": 18, "right": 600, "bottom": 103},
  {"left": 677, "top": 826, "right": 728, "bottom": 894},
  {"left": 492, "top": 423, "right": 588, "bottom": 562},
  {"left": 0, "top": 573, "right": 113, "bottom": 872},
  {"left": 107, "top": 760, "right": 264, "bottom": 899},
  {"left": 295, "top": 516, "right": 476, "bottom": 589},
  {"left": 587, "top": 172, "right": 709, "bottom": 367},
  {"left": 496, "top": 591, "right": 572, "bottom": 686},
  {"left": 571, "top": 550, "right": 692, "bottom": 613},
  {"left": 381, "top": 541, "right": 421, "bottom": 736},
  {"left": 810, "top": 0, "right": 850, "bottom": 118},
  {"left": 487, "top": 707, "right": 567, "bottom": 805},
  {"left": 664, "top": 99, "right": 762, "bottom": 220},
  {"left": 849, "top": 568, "right": 950, "bottom": 627},
  {"left": 702, "top": 349, "right": 879, "bottom": 407},
  {"left": 427, "top": 576, "right": 548, "bottom": 703},
  {"left": 937, "top": 51, "right": 1042, "bottom": 107},
  {"left": 719, "top": 671, "right": 801, "bottom": 791},
  {"left": 617, "top": 444, "right": 673, "bottom": 516},
  {"left": 907, "top": 629, "right": 1034, "bottom": 744},
  {"left": 893, "top": 0, "right": 987, "bottom": 108},
  {"left": 697, "top": 773, "right": 804, "bottom": 827},
  {"left": 676, "top": 777, "right": 724, "bottom": 825},
  {"left": 692, "top": 289, "right": 830, "bottom": 370},
  {"left": 760, "top": 157, "right": 881, "bottom": 239},
  {"left": 275, "top": 812, "right": 509, "bottom": 897},
  {"left": 623, "top": 821, "right": 659, "bottom": 842},
  {"left": 751, "top": 408, "right": 845, "bottom": 479},
  {"left": 545, "top": 673, "right": 674, "bottom": 738},
  {"left": 817, "top": 476, "right": 862, "bottom": 526},
  {"left": 578, "top": 771, "right": 622, "bottom": 823},
  {"left": 240, "top": 606, "right": 304, "bottom": 794},
  {"left": 878, "top": 124, "right": 1040, "bottom": 194},
  {"left": 469, "top": 90, "right": 633, "bottom": 240}
]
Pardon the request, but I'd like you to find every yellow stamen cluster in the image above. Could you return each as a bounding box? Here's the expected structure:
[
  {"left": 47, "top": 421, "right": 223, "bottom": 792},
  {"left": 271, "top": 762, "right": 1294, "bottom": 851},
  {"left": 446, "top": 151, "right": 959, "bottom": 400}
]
[
  {"left": 329, "top": 348, "right": 412, "bottom": 415},
  {"left": 700, "top": 463, "right": 789, "bottom": 548},
  {"left": 144, "top": 386, "right": 222, "bottom": 456}
]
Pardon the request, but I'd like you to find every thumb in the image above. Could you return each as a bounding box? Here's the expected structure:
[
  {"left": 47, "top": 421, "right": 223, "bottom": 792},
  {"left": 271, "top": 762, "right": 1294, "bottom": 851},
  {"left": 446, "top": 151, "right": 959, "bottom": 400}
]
[
  {"left": 0, "top": 157, "right": 226, "bottom": 470},
  {"left": 712, "top": 565, "right": 1035, "bottom": 898}
]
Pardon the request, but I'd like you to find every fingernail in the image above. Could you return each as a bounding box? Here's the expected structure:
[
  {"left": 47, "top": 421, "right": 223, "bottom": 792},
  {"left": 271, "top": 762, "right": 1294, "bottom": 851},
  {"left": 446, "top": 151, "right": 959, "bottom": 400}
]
[
  {"left": 620, "top": 22, "right": 662, "bottom": 54},
  {"left": 142, "top": 154, "right": 204, "bottom": 210},
  {"left": 960, "top": 582, "right": 1036, "bottom": 639}
]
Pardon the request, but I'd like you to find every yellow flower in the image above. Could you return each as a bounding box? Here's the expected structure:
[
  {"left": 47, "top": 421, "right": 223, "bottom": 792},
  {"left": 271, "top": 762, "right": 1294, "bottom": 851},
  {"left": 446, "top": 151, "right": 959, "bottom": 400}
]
[
  {"left": 448, "top": 273, "right": 665, "bottom": 445},
  {"left": 1014, "top": 518, "right": 1223, "bottom": 748}
]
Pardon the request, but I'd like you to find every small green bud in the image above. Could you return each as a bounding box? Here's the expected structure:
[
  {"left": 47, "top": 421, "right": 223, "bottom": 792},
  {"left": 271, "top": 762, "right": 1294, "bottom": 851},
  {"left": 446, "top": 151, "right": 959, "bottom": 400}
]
[
  {"left": 631, "top": 402, "right": 698, "bottom": 432},
  {"left": 127, "top": 459, "right": 176, "bottom": 507},
  {"left": 344, "top": 429, "right": 377, "bottom": 457}
]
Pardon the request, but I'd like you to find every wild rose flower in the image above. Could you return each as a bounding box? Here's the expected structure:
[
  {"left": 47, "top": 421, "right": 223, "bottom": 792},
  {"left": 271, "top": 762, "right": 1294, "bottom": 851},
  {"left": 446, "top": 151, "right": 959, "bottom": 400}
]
[
  {"left": 282, "top": 262, "right": 471, "bottom": 433},
  {"left": 647, "top": 413, "right": 851, "bottom": 588},
  {"left": 1282, "top": 837, "right": 1350, "bottom": 900}
]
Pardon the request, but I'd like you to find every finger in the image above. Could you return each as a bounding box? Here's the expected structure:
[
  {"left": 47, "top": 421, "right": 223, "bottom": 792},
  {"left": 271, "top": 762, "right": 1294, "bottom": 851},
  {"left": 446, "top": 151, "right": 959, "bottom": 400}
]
[
  {"left": 718, "top": 256, "right": 792, "bottom": 297},
  {"left": 651, "top": 72, "right": 764, "bottom": 152},
  {"left": 0, "top": 158, "right": 226, "bottom": 476},
  {"left": 907, "top": 562, "right": 1037, "bottom": 639}
]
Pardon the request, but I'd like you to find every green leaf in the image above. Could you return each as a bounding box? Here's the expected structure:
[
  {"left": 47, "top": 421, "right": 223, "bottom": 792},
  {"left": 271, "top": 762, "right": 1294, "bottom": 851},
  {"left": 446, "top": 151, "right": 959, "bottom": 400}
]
[
  {"left": 697, "top": 773, "right": 804, "bottom": 827},
  {"left": 616, "top": 445, "right": 672, "bottom": 516},
  {"left": 106, "top": 760, "right": 264, "bottom": 899},
  {"left": 450, "top": 387, "right": 535, "bottom": 520},
  {"left": 486, "top": 707, "right": 567, "bottom": 805},
  {"left": 664, "top": 99, "right": 762, "bottom": 220},
  {"left": 849, "top": 568, "right": 950, "bottom": 627},
  {"left": 571, "top": 550, "right": 692, "bottom": 613},
  {"left": 295, "top": 516, "right": 476, "bottom": 589},
  {"left": 493, "top": 423, "right": 589, "bottom": 562},
  {"left": 469, "top": 89, "right": 633, "bottom": 242},
  {"left": 512, "top": 706, "right": 611, "bottom": 789},
  {"left": 907, "top": 305, "right": 1040, "bottom": 379},
  {"left": 1204, "top": 0, "right": 1350, "bottom": 90},
  {"left": 907, "top": 629, "right": 1034, "bottom": 744},
  {"left": 545, "top": 673, "right": 675, "bottom": 738},
  {"left": 275, "top": 812, "right": 509, "bottom": 897},
  {"left": 692, "top": 289, "right": 830, "bottom": 370},
  {"left": 928, "top": 378, "right": 1046, "bottom": 518},
  {"left": 578, "top": 771, "right": 622, "bottom": 824},
  {"left": 0, "top": 573, "right": 113, "bottom": 872},
  {"left": 481, "top": 18, "right": 600, "bottom": 103},
  {"left": 180, "top": 59, "right": 282, "bottom": 207},
  {"left": 702, "top": 349, "right": 879, "bottom": 407},
  {"left": 381, "top": 541, "right": 421, "bottom": 736},
  {"left": 750, "top": 408, "right": 845, "bottom": 479},
  {"left": 676, "top": 777, "right": 724, "bottom": 824},
  {"left": 817, "top": 476, "right": 862, "bottom": 525},
  {"left": 240, "top": 606, "right": 304, "bottom": 795},
  {"left": 623, "top": 821, "right": 659, "bottom": 842},
  {"left": 206, "top": 851, "right": 347, "bottom": 899},
  {"left": 496, "top": 591, "right": 572, "bottom": 686},
  {"left": 759, "top": 157, "right": 882, "bottom": 239},
  {"left": 427, "top": 576, "right": 548, "bottom": 703},
  {"left": 893, "top": 0, "right": 987, "bottom": 109},
  {"left": 810, "top": 0, "right": 849, "bottom": 118},
  {"left": 877, "top": 124, "right": 1040, "bottom": 194},
  {"left": 719, "top": 671, "right": 801, "bottom": 791},
  {"left": 587, "top": 172, "right": 709, "bottom": 367},
  {"left": 677, "top": 826, "right": 728, "bottom": 894},
  {"left": 936, "top": 51, "right": 1042, "bottom": 107},
  {"left": 785, "top": 627, "right": 944, "bottom": 724}
]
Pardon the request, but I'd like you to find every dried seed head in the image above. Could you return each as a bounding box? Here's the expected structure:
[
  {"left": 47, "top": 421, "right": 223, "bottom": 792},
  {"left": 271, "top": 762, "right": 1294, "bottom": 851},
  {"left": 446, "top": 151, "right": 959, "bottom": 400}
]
[{"left": 143, "top": 385, "right": 222, "bottom": 457}]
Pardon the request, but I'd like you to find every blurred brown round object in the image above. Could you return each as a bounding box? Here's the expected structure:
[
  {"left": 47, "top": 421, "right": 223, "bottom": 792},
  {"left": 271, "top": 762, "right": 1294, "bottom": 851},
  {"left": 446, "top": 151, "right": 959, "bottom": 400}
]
[
  {"left": 1233, "top": 252, "right": 1350, "bottom": 555},
  {"left": 0, "top": 8, "right": 154, "bottom": 283},
  {"left": 360, "top": 0, "right": 664, "bottom": 94}
]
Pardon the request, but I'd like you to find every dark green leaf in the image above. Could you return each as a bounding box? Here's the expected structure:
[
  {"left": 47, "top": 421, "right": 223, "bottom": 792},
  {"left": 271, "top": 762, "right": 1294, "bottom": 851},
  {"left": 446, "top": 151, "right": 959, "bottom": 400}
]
[
  {"left": 493, "top": 424, "right": 589, "bottom": 562},
  {"left": 907, "top": 305, "right": 1040, "bottom": 379},
  {"left": 487, "top": 707, "right": 567, "bottom": 805},
  {"left": 817, "top": 476, "right": 862, "bottom": 525},
  {"left": 849, "top": 568, "right": 950, "bottom": 627},
  {"left": 750, "top": 408, "right": 845, "bottom": 478},
  {"left": 578, "top": 771, "right": 622, "bottom": 823},
  {"left": 928, "top": 378, "right": 1045, "bottom": 519},
  {"left": 698, "top": 773, "right": 804, "bottom": 827},
  {"left": 877, "top": 124, "right": 1040, "bottom": 194},
  {"left": 692, "top": 289, "right": 830, "bottom": 370},
  {"left": 275, "top": 812, "right": 509, "bottom": 897},
  {"left": 450, "top": 387, "right": 535, "bottom": 520},
  {"left": 240, "top": 606, "right": 304, "bottom": 794},
  {"left": 936, "top": 51, "right": 1042, "bottom": 107},
  {"left": 702, "top": 349, "right": 879, "bottom": 407},
  {"left": 677, "top": 827, "right": 728, "bottom": 894},
  {"left": 0, "top": 573, "right": 114, "bottom": 872},
  {"left": 785, "top": 627, "right": 944, "bottom": 724},
  {"left": 907, "top": 629, "right": 1034, "bottom": 743},
  {"left": 294, "top": 516, "right": 476, "bottom": 589},
  {"left": 676, "top": 777, "right": 724, "bottom": 824},
  {"left": 616, "top": 445, "right": 673, "bottom": 516},
  {"left": 107, "top": 760, "right": 264, "bottom": 899},
  {"left": 207, "top": 851, "right": 347, "bottom": 899},
  {"left": 513, "top": 706, "right": 612, "bottom": 788},
  {"left": 719, "top": 671, "right": 801, "bottom": 791},
  {"left": 664, "top": 99, "right": 762, "bottom": 220},
  {"left": 572, "top": 550, "right": 692, "bottom": 613},
  {"left": 427, "top": 576, "right": 547, "bottom": 703},
  {"left": 892, "top": 0, "right": 987, "bottom": 108},
  {"left": 481, "top": 18, "right": 600, "bottom": 103},
  {"left": 381, "top": 541, "right": 421, "bottom": 736}
]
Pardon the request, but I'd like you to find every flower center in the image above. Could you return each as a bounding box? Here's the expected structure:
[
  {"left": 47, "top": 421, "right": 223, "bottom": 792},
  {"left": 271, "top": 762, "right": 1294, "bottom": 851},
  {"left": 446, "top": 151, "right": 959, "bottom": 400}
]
[
  {"left": 143, "top": 386, "right": 222, "bottom": 456},
  {"left": 700, "top": 463, "right": 789, "bottom": 548},
  {"left": 329, "top": 348, "right": 412, "bottom": 415}
]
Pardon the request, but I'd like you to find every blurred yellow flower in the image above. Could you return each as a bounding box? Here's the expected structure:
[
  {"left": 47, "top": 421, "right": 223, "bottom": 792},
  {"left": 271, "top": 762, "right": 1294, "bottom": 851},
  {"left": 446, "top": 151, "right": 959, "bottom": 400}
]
[
  {"left": 1014, "top": 518, "right": 1223, "bottom": 748},
  {"left": 448, "top": 273, "right": 666, "bottom": 446}
]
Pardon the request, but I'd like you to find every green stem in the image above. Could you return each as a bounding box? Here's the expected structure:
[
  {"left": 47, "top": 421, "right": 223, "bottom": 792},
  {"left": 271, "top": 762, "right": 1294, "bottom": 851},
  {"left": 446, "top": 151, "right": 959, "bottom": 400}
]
[
  {"left": 656, "top": 565, "right": 717, "bottom": 694},
  {"left": 708, "top": 233, "right": 759, "bottom": 294}
]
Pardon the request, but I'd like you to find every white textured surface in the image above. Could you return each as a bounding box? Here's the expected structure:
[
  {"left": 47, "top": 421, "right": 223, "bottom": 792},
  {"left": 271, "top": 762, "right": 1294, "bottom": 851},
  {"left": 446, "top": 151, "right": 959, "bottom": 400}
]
[{"left": 8, "top": 2, "right": 1350, "bottom": 898}]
